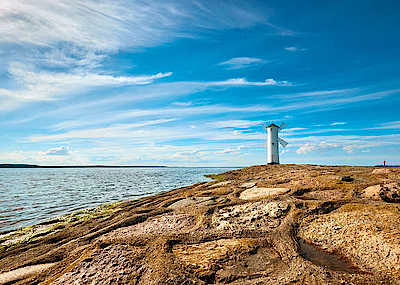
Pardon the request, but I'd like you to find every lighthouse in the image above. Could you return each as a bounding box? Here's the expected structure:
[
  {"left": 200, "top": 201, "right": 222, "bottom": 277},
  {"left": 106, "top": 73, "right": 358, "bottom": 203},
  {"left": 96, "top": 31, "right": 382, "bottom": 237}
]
[{"left": 265, "top": 123, "right": 288, "bottom": 164}]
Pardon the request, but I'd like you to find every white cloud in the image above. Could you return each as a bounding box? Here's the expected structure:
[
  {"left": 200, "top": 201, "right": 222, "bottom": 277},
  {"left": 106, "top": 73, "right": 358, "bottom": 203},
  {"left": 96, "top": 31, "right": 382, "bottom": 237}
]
[
  {"left": 207, "top": 78, "right": 291, "bottom": 86},
  {"left": 215, "top": 146, "right": 244, "bottom": 154},
  {"left": 208, "top": 120, "right": 264, "bottom": 129},
  {"left": 284, "top": 46, "right": 307, "bottom": 52},
  {"left": 330, "top": 122, "right": 347, "bottom": 126},
  {"left": 45, "top": 105, "right": 274, "bottom": 131},
  {"left": 371, "top": 121, "right": 400, "bottom": 130},
  {"left": 0, "top": 63, "right": 172, "bottom": 101},
  {"left": 0, "top": 0, "right": 278, "bottom": 110},
  {"left": 45, "top": 146, "right": 70, "bottom": 156},
  {"left": 0, "top": 0, "right": 269, "bottom": 52},
  {"left": 296, "top": 142, "right": 338, "bottom": 154},
  {"left": 218, "top": 57, "right": 266, "bottom": 69},
  {"left": 342, "top": 145, "right": 355, "bottom": 153},
  {"left": 172, "top": 101, "right": 192, "bottom": 106}
]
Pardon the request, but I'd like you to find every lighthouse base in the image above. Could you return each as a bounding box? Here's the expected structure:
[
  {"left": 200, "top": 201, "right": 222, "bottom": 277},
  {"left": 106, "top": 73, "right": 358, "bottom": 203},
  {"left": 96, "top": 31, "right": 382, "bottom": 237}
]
[{"left": 267, "top": 162, "right": 280, "bottom": 165}]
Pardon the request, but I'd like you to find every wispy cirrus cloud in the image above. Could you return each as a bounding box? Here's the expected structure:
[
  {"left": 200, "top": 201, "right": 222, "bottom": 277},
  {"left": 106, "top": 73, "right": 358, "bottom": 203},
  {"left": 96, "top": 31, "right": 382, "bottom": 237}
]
[
  {"left": 371, "top": 121, "right": 400, "bottom": 130},
  {"left": 331, "top": 122, "right": 347, "bottom": 126},
  {"left": 284, "top": 46, "right": 307, "bottom": 52},
  {"left": 45, "top": 146, "right": 70, "bottom": 156},
  {"left": 0, "top": 62, "right": 172, "bottom": 102},
  {"left": 0, "top": 0, "right": 269, "bottom": 52},
  {"left": 296, "top": 142, "right": 338, "bottom": 154},
  {"left": 9, "top": 86, "right": 398, "bottom": 132},
  {"left": 218, "top": 57, "right": 266, "bottom": 69},
  {"left": 0, "top": 0, "right": 279, "bottom": 111},
  {"left": 208, "top": 120, "right": 264, "bottom": 129},
  {"left": 206, "top": 78, "right": 291, "bottom": 86},
  {"left": 29, "top": 119, "right": 178, "bottom": 142}
]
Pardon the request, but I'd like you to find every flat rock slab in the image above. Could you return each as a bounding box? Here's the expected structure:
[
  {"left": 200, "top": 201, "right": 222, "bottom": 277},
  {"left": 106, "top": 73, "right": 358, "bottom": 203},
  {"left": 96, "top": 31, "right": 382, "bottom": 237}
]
[
  {"left": 168, "top": 196, "right": 216, "bottom": 209},
  {"left": 209, "top": 181, "right": 231, "bottom": 188},
  {"left": 372, "top": 168, "right": 391, "bottom": 174},
  {"left": 362, "top": 185, "right": 382, "bottom": 200},
  {"left": 380, "top": 182, "right": 400, "bottom": 203},
  {"left": 298, "top": 203, "right": 400, "bottom": 278},
  {"left": 240, "top": 182, "right": 256, "bottom": 188},
  {"left": 212, "top": 201, "right": 289, "bottom": 231},
  {"left": 0, "top": 263, "right": 55, "bottom": 284},
  {"left": 362, "top": 183, "right": 400, "bottom": 202},
  {"left": 53, "top": 245, "right": 137, "bottom": 285},
  {"left": 173, "top": 238, "right": 256, "bottom": 272},
  {"left": 240, "top": 187, "right": 290, "bottom": 200},
  {"left": 99, "top": 213, "right": 193, "bottom": 242}
]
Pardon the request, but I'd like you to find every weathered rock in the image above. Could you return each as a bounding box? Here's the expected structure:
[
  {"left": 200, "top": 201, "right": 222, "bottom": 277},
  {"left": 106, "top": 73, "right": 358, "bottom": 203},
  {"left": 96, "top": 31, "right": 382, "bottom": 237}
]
[
  {"left": 298, "top": 203, "right": 400, "bottom": 278},
  {"left": 2, "top": 164, "right": 400, "bottom": 284},
  {"left": 99, "top": 213, "right": 194, "bottom": 242},
  {"left": 265, "top": 202, "right": 290, "bottom": 218},
  {"left": 362, "top": 183, "right": 400, "bottom": 202},
  {"left": 173, "top": 238, "right": 257, "bottom": 272},
  {"left": 168, "top": 196, "right": 216, "bottom": 209},
  {"left": 240, "top": 187, "right": 290, "bottom": 200},
  {"left": 209, "top": 181, "right": 231, "bottom": 188},
  {"left": 372, "top": 168, "right": 391, "bottom": 174},
  {"left": 341, "top": 176, "right": 354, "bottom": 182},
  {"left": 211, "top": 201, "right": 289, "bottom": 231},
  {"left": 0, "top": 263, "right": 56, "bottom": 284},
  {"left": 362, "top": 185, "right": 382, "bottom": 200},
  {"left": 380, "top": 182, "right": 400, "bottom": 203},
  {"left": 239, "top": 182, "right": 256, "bottom": 188},
  {"left": 53, "top": 245, "right": 139, "bottom": 284}
]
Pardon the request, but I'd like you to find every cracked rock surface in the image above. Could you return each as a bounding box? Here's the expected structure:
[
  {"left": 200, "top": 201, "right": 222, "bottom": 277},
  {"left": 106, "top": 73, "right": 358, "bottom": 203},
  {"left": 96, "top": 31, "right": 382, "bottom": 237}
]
[{"left": 0, "top": 164, "right": 400, "bottom": 284}]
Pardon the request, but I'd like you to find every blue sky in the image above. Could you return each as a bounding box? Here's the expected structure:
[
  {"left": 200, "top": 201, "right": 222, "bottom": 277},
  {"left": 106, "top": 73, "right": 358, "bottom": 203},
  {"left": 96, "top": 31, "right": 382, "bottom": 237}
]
[{"left": 0, "top": 0, "right": 399, "bottom": 166}]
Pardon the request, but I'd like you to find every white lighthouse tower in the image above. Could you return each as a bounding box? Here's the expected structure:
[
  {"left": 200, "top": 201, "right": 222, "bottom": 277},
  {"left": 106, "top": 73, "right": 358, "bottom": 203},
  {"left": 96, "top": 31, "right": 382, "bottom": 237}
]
[{"left": 264, "top": 123, "right": 288, "bottom": 164}]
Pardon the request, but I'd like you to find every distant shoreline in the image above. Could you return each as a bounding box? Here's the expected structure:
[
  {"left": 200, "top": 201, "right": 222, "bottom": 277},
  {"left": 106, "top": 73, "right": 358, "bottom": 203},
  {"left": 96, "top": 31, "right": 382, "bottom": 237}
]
[{"left": 0, "top": 164, "right": 167, "bottom": 168}]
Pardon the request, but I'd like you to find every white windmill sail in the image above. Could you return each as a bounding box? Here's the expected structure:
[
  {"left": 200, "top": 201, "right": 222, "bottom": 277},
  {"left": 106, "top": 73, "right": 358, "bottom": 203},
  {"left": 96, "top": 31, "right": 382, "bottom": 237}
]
[{"left": 278, "top": 137, "right": 288, "bottom": 147}]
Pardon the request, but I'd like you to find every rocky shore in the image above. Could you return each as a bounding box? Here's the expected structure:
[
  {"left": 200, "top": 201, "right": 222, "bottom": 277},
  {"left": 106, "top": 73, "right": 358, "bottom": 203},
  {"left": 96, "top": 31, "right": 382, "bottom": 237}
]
[{"left": 1, "top": 164, "right": 400, "bottom": 284}]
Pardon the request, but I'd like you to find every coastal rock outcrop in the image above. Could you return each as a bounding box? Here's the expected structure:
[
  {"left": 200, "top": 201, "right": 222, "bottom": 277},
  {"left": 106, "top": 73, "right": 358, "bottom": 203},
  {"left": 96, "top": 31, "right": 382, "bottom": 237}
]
[
  {"left": 380, "top": 182, "right": 400, "bottom": 203},
  {"left": 298, "top": 203, "right": 400, "bottom": 278},
  {"left": 167, "top": 196, "right": 216, "bottom": 209},
  {"left": 211, "top": 201, "right": 289, "bottom": 231},
  {"left": 239, "top": 187, "right": 290, "bottom": 200},
  {"left": 1, "top": 164, "right": 400, "bottom": 284}
]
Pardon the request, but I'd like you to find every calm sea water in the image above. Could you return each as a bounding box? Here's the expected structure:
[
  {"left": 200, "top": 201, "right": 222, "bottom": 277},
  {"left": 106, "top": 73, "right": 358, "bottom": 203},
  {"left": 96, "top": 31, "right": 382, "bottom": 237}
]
[{"left": 0, "top": 167, "right": 238, "bottom": 232}]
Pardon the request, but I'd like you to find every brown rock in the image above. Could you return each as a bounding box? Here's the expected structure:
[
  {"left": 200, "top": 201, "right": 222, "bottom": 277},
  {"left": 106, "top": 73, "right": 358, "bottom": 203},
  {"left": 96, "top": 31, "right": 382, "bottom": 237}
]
[
  {"left": 240, "top": 187, "right": 290, "bottom": 200},
  {"left": 362, "top": 185, "right": 382, "bottom": 200},
  {"left": 380, "top": 182, "right": 400, "bottom": 203},
  {"left": 168, "top": 196, "right": 216, "bottom": 209},
  {"left": 372, "top": 168, "right": 391, "bottom": 174}
]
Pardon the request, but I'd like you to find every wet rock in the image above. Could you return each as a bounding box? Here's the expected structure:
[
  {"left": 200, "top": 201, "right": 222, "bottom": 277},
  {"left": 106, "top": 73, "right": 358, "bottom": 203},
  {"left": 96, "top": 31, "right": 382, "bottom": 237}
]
[{"left": 240, "top": 187, "right": 290, "bottom": 200}]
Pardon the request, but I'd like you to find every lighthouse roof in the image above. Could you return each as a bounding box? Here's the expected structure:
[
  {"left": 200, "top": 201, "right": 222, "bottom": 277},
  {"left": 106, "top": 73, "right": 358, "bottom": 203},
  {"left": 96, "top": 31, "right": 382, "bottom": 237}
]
[{"left": 267, "top": 123, "right": 280, "bottom": 128}]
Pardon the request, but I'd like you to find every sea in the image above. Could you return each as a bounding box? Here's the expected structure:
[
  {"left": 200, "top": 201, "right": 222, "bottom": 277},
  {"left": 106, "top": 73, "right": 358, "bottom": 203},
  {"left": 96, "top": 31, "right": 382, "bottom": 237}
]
[{"left": 0, "top": 167, "right": 238, "bottom": 232}]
